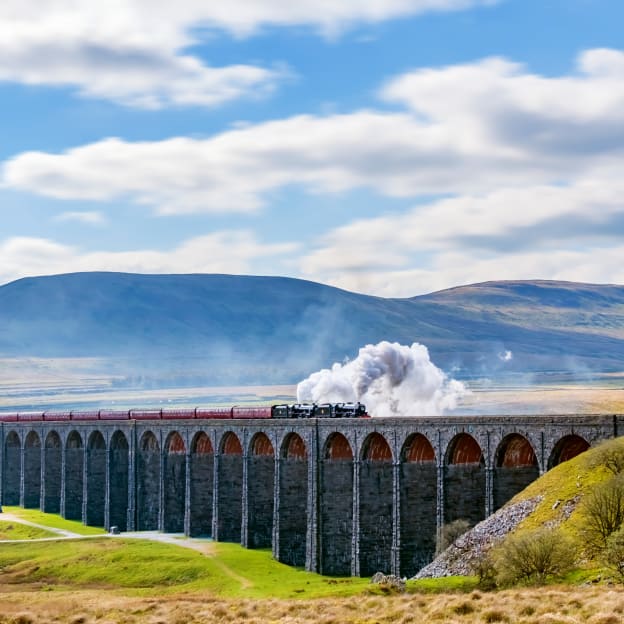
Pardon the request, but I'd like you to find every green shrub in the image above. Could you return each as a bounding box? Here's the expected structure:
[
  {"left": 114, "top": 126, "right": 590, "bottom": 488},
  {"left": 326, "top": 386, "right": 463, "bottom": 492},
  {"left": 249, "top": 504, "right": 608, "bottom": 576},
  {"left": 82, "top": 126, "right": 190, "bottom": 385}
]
[
  {"left": 602, "top": 525, "right": 624, "bottom": 581},
  {"left": 492, "top": 527, "right": 576, "bottom": 586},
  {"left": 580, "top": 474, "right": 624, "bottom": 551}
]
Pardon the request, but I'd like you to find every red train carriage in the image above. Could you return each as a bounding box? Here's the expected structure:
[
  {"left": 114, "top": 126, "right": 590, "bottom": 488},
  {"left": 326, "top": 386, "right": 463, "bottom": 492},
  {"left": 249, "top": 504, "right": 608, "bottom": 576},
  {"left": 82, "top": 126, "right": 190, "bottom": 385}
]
[
  {"left": 0, "top": 403, "right": 368, "bottom": 422},
  {"left": 195, "top": 407, "right": 234, "bottom": 419}
]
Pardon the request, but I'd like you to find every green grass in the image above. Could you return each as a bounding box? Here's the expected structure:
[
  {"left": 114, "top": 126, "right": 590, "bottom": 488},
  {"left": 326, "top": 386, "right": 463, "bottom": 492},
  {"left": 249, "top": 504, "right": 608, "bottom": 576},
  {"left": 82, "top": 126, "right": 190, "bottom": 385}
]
[
  {"left": 0, "top": 537, "right": 370, "bottom": 599},
  {"left": 2, "top": 506, "right": 106, "bottom": 536},
  {"left": 0, "top": 520, "right": 57, "bottom": 540},
  {"left": 208, "top": 543, "right": 370, "bottom": 598},
  {"left": 509, "top": 439, "right": 618, "bottom": 541}
]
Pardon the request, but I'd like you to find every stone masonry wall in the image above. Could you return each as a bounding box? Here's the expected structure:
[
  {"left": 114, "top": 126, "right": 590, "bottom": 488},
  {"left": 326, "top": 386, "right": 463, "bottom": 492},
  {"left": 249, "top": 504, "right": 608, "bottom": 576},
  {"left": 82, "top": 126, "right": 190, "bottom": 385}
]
[
  {"left": 2, "top": 437, "right": 20, "bottom": 505},
  {"left": 43, "top": 437, "right": 62, "bottom": 513},
  {"left": 247, "top": 456, "right": 274, "bottom": 548},
  {"left": 400, "top": 462, "right": 437, "bottom": 576},
  {"left": 163, "top": 453, "right": 185, "bottom": 532},
  {"left": 64, "top": 447, "right": 83, "bottom": 520},
  {"left": 217, "top": 455, "right": 243, "bottom": 543},
  {"left": 86, "top": 447, "right": 106, "bottom": 526},
  {"left": 189, "top": 453, "right": 213, "bottom": 536},
  {"left": 444, "top": 464, "right": 486, "bottom": 527},
  {"left": 137, "top": 448, "right": 160, "bottom": 530},
  {"left": 320, "top": 459, "right": 353, "bottom": 576},
  {"left": 110, "top": 446, "right": 129, "bottom": 531},
  {"left": 493, "top": 465, "right": 540, "bottom": 512},
  {"left": 23, "top": 440, "right": 41, "bottom": 508},
  {"left": 359, "top": 461, "right": 393, "bottom": 576},
  {"left": 278, "top": 457, "right": 307, "bottom": 566}
]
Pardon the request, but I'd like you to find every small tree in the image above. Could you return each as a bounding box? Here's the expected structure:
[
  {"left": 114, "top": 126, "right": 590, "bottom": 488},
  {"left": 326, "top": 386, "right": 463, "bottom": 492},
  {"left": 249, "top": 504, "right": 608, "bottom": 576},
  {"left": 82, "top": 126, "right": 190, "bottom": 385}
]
[
  {"left": 493, "top": 527, "right": 576, "bottom": 586},
  {"left": 602, "top": 525, "right": 624, "bottom": 581},
  {"left": 589, "top": 438, "right": 624, "bottom": 476},
  {"left": 437, "top": 519, "right": 471, "bottom": 554},
  {"left": 580, "top": 474, "right": 624, "bottom": 552},
  {"left": 470, "top": 550, "right": 497, "bottom": 590}
]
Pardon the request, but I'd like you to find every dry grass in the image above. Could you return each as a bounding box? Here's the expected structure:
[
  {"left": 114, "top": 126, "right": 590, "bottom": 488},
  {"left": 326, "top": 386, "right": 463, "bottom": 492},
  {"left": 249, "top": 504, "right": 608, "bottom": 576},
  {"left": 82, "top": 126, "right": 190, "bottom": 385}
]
[{"left": 1, "top": 585, "right": 624, "bottom": 624}]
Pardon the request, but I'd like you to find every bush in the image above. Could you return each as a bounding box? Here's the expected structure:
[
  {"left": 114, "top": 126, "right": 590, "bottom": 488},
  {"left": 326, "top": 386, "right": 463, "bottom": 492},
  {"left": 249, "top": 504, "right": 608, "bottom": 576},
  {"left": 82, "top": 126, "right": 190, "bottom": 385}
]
[
  {"left": 580, "top": 474, "right": 624, "bottom": 552},
  {"left": 602, "top": 525, "right": 624, "bottom": 581},
  {"left": 437, "top": 519, "right": 471, "bottom": 554},
  {"left": 469, "top": 551, "right": 497, "bottom": 590},
  {"left": 492, "top": 527, "right": 576, "bottom": 586}
]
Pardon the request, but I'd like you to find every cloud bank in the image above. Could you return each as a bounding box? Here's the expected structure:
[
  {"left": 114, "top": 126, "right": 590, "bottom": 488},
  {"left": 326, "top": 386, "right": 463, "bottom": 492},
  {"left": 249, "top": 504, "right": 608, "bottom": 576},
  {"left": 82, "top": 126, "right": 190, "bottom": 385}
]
[
  {"left": 0, "top": 232, "right": 296, "bottom": 287},
  {"left": 3, "top": 48, "right": 624, "bottom": 294},
  {"left": 0, "top": 0, "right": 492, "bottom": 109}
]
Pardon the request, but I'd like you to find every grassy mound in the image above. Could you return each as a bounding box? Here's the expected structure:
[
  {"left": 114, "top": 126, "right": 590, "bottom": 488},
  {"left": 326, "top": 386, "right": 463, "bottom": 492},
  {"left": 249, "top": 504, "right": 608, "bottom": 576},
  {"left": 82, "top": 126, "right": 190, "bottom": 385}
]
[
  {"left": 0, "top": 520, "right": 57, "bottom": 540},
  {"left": 510, "top": 438, "right": 618, "bottom": 540},
  {"left": 0, "top": 535, "right": 370, "bottom": 599},
  {"left": 3, "top": 507, "right": 106, "bottom": 535}
]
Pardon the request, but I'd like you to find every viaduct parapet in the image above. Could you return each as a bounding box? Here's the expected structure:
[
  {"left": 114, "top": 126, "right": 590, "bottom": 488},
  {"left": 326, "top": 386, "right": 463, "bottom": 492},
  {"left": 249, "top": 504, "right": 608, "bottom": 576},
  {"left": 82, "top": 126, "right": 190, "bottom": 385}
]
[{"left": 1, "top": 414, "right": 619, "bottom": 577}]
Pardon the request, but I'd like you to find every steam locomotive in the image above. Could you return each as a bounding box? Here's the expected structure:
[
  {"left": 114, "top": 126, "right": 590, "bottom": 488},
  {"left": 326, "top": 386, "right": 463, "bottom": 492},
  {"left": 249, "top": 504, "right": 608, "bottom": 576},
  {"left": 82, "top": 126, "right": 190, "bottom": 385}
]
[{"left": 0, "top": 402, "right": 368, "bottom": 422}]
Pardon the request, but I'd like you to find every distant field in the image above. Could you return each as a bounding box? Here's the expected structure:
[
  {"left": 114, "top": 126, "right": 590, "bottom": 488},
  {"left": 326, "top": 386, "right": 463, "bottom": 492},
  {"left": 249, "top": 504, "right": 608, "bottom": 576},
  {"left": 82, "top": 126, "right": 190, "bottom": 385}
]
[
  {"left": 1, "top": 358, "right": 622, "bottom": 415},
  {"left": 458, "top": 377, "right": 624, "bottom": 415}
]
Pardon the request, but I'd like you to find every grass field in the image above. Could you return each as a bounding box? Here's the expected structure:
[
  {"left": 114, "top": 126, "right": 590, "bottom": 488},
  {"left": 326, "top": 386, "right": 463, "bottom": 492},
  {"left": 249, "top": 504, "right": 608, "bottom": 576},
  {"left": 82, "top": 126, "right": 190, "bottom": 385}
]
[
  {"left": 1, "top": 507, "right": 624, "bottom": 622},
  {"left": 2, "top": 584, "right": 624, "bottom": 623},
  {"left": 0, "top": 537, "right": 371, "bottom": 599}
]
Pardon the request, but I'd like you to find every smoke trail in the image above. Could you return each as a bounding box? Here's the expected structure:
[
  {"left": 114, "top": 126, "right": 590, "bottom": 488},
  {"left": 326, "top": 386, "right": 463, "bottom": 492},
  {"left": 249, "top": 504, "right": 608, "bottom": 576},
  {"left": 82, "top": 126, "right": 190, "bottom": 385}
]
[{"left": 296, "top": 341, "right": 467, "bottom": 417}]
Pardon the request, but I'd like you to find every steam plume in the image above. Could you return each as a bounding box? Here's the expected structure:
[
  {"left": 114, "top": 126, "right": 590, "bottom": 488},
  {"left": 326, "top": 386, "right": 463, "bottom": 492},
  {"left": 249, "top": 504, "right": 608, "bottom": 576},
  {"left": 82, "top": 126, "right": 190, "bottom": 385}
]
[{"left": 296, "top": 341, "right": 467, "bottom": 417}]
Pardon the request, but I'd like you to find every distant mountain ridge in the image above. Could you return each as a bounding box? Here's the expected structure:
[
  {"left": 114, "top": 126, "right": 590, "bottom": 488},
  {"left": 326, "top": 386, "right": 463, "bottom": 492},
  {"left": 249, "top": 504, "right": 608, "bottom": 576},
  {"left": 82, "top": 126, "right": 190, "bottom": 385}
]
[{"left": 1, "top": 273, "right": 623, "bottom": 384}]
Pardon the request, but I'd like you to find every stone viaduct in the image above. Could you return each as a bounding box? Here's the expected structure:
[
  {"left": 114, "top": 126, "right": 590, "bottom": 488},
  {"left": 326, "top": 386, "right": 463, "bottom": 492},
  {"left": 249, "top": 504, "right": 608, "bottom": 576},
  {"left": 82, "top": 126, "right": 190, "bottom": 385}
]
[{"left": 0, "top": 414, "right": 619, "bottom": 577}]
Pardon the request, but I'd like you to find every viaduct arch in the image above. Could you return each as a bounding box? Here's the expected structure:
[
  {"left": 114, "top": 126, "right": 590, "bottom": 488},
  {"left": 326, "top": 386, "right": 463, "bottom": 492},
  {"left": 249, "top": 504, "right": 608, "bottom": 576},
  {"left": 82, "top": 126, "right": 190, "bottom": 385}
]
[{"left": 1, "top": 414, "right": 620, "bottom": 578}]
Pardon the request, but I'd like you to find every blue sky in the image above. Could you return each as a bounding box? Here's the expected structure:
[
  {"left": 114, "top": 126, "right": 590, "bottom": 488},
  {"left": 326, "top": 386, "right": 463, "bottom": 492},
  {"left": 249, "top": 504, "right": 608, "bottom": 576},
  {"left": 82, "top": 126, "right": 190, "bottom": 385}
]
[{"left": 1, "top": 0, "right": 623, "bottom": 296}]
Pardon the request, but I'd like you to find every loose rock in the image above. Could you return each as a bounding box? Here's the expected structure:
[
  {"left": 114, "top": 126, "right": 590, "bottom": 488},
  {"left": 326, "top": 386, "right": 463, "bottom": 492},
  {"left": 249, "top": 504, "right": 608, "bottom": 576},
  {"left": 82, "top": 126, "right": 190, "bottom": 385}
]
[{"left": 414, "top": 496, "right": 543, "bottom": 579}]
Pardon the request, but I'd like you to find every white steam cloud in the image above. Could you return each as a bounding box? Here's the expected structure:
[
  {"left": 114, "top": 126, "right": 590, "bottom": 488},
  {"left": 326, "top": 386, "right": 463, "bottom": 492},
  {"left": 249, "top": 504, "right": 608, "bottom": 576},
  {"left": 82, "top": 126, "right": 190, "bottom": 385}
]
[{"left": 296, "top": 341, "right": 467, "bottom": 417}]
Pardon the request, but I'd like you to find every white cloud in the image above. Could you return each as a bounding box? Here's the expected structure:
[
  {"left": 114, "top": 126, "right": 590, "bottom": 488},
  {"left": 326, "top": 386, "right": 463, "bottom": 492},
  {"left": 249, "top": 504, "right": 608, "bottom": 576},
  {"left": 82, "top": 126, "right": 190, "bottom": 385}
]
[
  {"left": 0, "top": 232, "right": 297, "bottom": 287},
  {"left": 54, "top": 211, "right": 107, "bottom": 226},
  {"left": 299, "top": 242, "right": 624, "bottom": 297},
  {"left": 0, "top": 0, "right": 493, "bottom": 108},
  {"left": 4, "top": 47, "right": 624, "bottom": 296},
  {"left": 5, "top": 48, "right": 624, "bottom": 214}
]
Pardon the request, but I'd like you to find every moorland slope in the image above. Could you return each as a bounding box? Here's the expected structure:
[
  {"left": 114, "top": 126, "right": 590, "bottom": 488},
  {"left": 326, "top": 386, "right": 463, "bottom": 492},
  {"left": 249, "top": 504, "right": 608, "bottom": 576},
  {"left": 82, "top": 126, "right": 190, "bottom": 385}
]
[{"left": 1, "top": 273, "right": 623, "bottom": 384}]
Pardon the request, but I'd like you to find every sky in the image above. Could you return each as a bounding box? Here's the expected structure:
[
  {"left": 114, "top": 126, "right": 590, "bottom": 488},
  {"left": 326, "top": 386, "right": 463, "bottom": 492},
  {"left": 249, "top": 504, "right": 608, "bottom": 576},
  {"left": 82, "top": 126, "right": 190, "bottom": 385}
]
[{"left": 1, "top": 0, "right": 623, "bottom": 297}]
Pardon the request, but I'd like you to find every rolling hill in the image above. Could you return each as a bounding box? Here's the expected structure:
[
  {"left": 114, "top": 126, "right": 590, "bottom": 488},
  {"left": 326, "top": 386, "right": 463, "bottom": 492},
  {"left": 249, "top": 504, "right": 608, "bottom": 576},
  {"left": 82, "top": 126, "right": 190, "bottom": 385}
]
[{"left": 0, "top": 273, "right": 623, "bottom": 385}]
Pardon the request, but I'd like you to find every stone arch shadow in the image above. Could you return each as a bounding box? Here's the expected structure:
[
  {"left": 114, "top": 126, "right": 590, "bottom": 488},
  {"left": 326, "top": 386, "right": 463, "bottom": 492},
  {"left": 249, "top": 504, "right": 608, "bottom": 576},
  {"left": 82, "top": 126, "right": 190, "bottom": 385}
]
[
  {"left": 137, "top": 431, "right": 161, "bottom": 530},
  {"left": 319, "top": 432, "right": 354, "bottom": 576},
  {"left": 548, "top": 434, "right": 590, "bottom": 470},
  {"left": 493, "top": 433, "right": 539, "bottom": 512},
  {"left": 359, "top": 432, "right": 393, "bottom": 576},
  {"left": 189, "top": 431, "right": 214, "bottom": 537},
  {"left": 247, "top": 432, "right": 275, "bottom": 548},
  {"left": 277, "top": 432, "right": 308, "bottom": 567},
  {"left": 400, "top": 432, "right": 437, "bottom": 576},
  {"left": 109, "top": 430, "right": 129, "bottom": 531},
  {"left": 163, "top": 431, "right": 186, "bottom": 533},
  {"left": 216, "top": 431, "right": 243, "bottom": 543},
  {"left": 3, "top": 431, "right": 21, "bottom": 505},
  {"left": 444, "top": 433, "right": 485, "bottom": 527}
]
